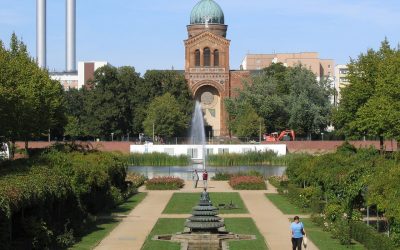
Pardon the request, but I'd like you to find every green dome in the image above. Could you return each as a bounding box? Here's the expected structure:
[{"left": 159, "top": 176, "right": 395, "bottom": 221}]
[{"left": 190, "top": 0, "right": 224, "bottom": 25}]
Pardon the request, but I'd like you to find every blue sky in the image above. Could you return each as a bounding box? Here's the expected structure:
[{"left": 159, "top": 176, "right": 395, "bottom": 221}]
[{"left": 1, "top": 0, "right": 399, "bottom": 74}]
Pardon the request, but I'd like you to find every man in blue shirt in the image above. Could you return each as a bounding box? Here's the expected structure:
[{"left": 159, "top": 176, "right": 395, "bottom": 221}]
[{"left": 290, "top": 216, "right": 306, "bottom": 249}]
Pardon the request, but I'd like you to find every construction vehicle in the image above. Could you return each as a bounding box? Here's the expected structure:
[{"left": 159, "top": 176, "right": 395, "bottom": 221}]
[{"left": 263, "top": 130, "right": 295, "bottom": 142}]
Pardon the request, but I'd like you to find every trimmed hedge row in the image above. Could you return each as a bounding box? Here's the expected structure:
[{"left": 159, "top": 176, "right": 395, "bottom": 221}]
[{"left": 0, "top": 148, "right": 129, "bottom": 250}]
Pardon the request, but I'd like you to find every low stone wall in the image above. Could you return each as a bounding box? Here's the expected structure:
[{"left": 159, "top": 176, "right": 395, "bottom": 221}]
[{"left": 15, "top": 140, "right": 398, "bottom": 155}]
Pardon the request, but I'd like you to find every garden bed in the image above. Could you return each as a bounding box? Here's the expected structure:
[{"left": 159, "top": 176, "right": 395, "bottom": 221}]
[
  {"left": 229, "top": 176, "right": 266, "bottom": 190},
  {"left": 145, "top": 176, "right": 184, "bottom": 190}
]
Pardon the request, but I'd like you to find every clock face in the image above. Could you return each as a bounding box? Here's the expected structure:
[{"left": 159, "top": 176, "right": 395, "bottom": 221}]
[{"left": 201, "top": 91, "right": 214, "bottom": 106}]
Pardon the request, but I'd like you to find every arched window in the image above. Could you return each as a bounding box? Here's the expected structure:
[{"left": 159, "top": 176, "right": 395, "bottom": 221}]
[
  {"left": 214, "top": 49, "right": 219, "bottom": 66},
  {"left": 195, "top": 49, "right": 200, "bottom": 67},
  {"left": 204, "top": 47, "right": 211, "bottom": 67}
]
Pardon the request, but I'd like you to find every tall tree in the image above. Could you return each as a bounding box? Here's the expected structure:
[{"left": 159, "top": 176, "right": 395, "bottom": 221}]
[
  {"left": 226, "top": 102, "right": 263, "bottom": 138},
  {"left": 333, "top": 39, "right": 400, "bottom": 150},
  {"left": 143, "top": 93, "right": 188, "bottom": 138},
  {"left": 81, "top": 65, "right": 141, "bottom": 139},
  {"left": 226, "top": 63, "right": 333, "bottom": 138},
  {"left": 0, "top": 34, "right": 66, "bottom": 153}
]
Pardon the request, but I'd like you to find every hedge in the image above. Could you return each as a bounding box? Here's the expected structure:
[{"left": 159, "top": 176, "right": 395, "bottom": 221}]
[
  {"left": 0, "top": 148, "right": 129, "bottom": 250},
  {"left": 350, "top": 221, "right": 397, "bottom": 250}
]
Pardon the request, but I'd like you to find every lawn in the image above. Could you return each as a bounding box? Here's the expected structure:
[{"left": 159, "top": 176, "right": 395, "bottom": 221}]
[
  {"left": 225, "top": 218, "right": 268, "bottom": 250},
  {"left": 141, "top": 218, "right": 267, "bottom": 250},
  {"left": 302, "top": 218, "right": 365, "bottom": 250},
  {"left": 141, "top": 218, "right": 184, "bottom": 250},
  {"left": 162, "top": 192, "right": 248, "bottom": 214},
  {"left": 265, "top": 193, "right": 305, "bottom": 215},
  {"left": 70, "top": 192, "right": 147, "bottom": 250}
]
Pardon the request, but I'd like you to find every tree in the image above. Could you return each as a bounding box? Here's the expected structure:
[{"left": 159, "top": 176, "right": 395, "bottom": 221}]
[
  {"left": 81, "top": 65, "right": 141, "bottom": 139},
  {"left": 143, "top": 93, "right": 188, "bottom": 138},
  {"left": 130, "top": 70, "right": 193, "bottom": 135},
  {"left": 226, "top": 102, "right": 263, "bottom": 138},
  {"left": 333, "top": 39, "right": 400, "bottom": 151},
  {"left": 226, "top": 63, "right": 333, "bottom": 138},
  {"left": 0, "top": 34, "right": 66, "bottom": 154}
]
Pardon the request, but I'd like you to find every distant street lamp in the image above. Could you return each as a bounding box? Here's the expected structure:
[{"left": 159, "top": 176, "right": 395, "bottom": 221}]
[{"left": 111, "top": 133, "right": 114, "bottom": 141}]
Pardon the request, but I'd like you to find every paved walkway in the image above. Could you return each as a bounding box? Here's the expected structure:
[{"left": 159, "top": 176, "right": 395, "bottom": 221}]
[{"left": 95, "top": 180, "right": 318, "bottom": 250}]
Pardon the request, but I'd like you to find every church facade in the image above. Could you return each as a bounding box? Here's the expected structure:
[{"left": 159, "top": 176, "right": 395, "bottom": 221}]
[{"left": 184, "top": 0, "right": 250, "bottom": 137}]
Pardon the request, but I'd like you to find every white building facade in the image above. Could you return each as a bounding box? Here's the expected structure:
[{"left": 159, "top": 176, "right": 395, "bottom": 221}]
[{"left": 50, "top": 61, "right": 108, "bottom": 90}]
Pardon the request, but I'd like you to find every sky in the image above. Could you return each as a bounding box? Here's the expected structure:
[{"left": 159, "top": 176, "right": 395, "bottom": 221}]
[{"left": 1, "top": 0, "right": 400, "bottom": 74}]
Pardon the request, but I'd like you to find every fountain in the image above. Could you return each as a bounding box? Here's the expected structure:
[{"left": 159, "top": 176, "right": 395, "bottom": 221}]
[
  {"left": 189, "top": 101, "right": 207, "bottom": 168},
  {"left": 153, "top": 189, "right": 255, "bottom": 249}
]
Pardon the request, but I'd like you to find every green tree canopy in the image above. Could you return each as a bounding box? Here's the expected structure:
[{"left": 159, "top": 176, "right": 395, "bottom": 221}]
[
  {"left": 333, "top": 39, "right": 400, "bottom": 150},
  {"left": 80, "top": 65, "right": 141, "bottom": 139},
  {"left": 226, "top": 63, "right": 333, "bottom": 138},
  {"left": 143, "top": 93, "right": 188, "bottom": 138},
  {"left": 0, "top": 34, "right": 66, "bottom": 152}
]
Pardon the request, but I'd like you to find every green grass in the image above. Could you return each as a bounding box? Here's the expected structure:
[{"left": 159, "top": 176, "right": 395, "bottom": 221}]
[
  {"left": 141, "top": 218, "right": 184, "bottom": 250},
  {"left": 225, "top": 218, "right": 268, "bottom": 250},
  {"left": 163, "top": 192, "right": 248, "bottom": 214},
  {"left": 141, "top": 218, "right": 267, "bottom": 250},
  {"left": 302, "top": 218, "right": 365, "bottom": 250},
  {"left": 70, "top": 192, "right": 147, "bottom": 250},
  {"left": 265, "top": 193, "right": 306, "bottom": 215}
]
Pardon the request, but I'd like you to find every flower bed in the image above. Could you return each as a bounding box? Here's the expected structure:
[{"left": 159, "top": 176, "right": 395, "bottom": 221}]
[
  {"left": 229, "top": 176, "right": 266, "bottom": 190},
  {"left": 146, "top": 176, "right": 184, "bottom": 190},
  {"left": 126, "top": 172, "right": 147, "bottom": 188}
]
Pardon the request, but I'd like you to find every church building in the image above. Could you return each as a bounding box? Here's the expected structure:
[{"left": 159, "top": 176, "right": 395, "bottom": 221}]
[{"left": 184, "top": 0, "right": 251, "bottom": 137}]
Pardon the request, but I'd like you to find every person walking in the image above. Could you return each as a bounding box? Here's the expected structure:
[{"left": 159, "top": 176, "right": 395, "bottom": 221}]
[
  {"left": 202, "top": 170, "right": 208, "bottom": 189},
  {"left": 290, "top": 216, "right": 306, "bottom": 250},
  {"left": 192, "top": 169, "right": 199, "bottom": 188}
]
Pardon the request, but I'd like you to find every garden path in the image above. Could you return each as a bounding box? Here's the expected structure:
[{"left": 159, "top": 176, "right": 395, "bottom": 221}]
[{"left": 95, "top": 180, "right": 318, "bottom": 250}]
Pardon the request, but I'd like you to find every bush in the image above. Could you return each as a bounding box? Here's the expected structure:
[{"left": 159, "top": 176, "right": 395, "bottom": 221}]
[
  {"left": 350, "top": 221, "right": 397, "bottom": 250},
  {"left": 146, "top": 176, "right": 184, "bottom": 190},
  {"left": 229, "top": 176, "right": 266, "bottom": 190},
  {"left": 0, "top": 148, "right": 129, "bottom": 250},
  {"left": 126, "top": 172, "right": 147, "bottom": 188}
]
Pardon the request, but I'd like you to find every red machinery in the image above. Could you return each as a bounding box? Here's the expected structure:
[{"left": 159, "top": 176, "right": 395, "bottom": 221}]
[{"left": 263, "top": 130, "right": 295, "bottom": 142}]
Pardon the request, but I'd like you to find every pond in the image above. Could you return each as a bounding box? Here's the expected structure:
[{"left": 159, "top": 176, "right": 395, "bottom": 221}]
[{"left": 128, "top": 165, "right": 286, "bottom": 180}]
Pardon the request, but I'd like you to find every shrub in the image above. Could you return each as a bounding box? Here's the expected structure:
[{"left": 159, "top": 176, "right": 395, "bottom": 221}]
[
  {"left": 0, "top": 148, "right": 129, "bottom": 250},
  {"left": 126, "top": 172, "right": 147, "bottom": 188},
  {"left": 146, "top": 176, "right": 184, "bottom": 190},
  {"left": 350, "top": 221, "right": 397, "bottom": 250},
  {"left": 229, "top": 176, "right": 266, "bottom": 190}
]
